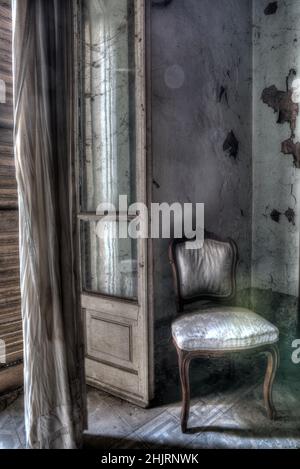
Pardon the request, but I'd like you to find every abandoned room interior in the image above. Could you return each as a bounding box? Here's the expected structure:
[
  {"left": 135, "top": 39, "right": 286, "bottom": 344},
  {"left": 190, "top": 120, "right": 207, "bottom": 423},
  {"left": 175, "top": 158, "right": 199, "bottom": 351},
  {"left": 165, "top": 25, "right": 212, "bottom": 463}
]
[{"left": 0, "top": 0, "right": 300, "bottom": 451}]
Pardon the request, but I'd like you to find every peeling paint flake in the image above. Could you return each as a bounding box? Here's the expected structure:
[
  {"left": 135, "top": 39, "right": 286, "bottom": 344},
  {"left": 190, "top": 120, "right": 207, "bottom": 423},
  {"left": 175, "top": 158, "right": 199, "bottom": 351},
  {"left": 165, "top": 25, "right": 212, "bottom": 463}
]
[
  {"left": 261, "top": 85, "right": 298, "bottom": 129},
  {"left": 285, "top": 208, "right": 296, "bottom": 225},
  {"left": 281, "top": 138, "right": 300, "bottom": 168},
  {"left": 218, "top": 85, "right": 228, "bottom": 105},
  {"left": 270, "top": 209, "right": 281, "bottom": 223},
  {"left": 264, "top": 2, "right": 278, "bottom": 16},
  {"left": 223, "top": 131, "right": 239, "bottom": 160},
  {"left": 262, "top": 70, "right": 300, "bottom": 168}
]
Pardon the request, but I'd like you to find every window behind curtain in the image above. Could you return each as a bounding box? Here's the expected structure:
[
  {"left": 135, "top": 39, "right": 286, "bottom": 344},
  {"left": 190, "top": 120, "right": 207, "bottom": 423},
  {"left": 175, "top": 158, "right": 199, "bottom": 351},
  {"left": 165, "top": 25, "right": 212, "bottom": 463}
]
[{"left": 0, "top": 0, "right": 23, "bottom": 394}]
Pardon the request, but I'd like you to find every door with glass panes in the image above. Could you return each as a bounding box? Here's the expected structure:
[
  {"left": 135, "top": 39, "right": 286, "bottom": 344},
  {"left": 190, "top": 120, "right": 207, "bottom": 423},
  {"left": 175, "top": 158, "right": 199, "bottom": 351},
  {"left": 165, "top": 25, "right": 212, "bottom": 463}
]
[{"left": 77, "top": 0, "right": 151, "bottom": 406}]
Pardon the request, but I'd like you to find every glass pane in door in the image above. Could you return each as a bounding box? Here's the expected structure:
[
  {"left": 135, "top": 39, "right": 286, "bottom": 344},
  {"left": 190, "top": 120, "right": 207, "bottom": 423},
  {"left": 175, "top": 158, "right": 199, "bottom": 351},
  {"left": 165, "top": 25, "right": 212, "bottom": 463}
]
[
  {"left": 80, "top": 220, "right": 138, "bottom": 299},
  {"left": 82, "top": 0, "right": 136, "bottom": 211}
]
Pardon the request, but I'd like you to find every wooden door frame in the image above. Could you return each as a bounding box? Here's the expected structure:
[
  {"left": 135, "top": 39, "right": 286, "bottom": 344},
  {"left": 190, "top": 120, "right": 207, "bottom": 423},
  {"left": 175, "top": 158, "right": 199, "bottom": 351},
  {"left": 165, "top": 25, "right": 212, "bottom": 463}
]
[{"left": 145, "top": 0, "right": 155, "bottom": 405}]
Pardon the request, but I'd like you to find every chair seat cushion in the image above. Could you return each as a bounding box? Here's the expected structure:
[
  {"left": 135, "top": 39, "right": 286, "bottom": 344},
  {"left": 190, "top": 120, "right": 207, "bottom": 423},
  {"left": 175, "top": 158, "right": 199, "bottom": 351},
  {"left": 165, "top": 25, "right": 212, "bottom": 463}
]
[{"left": 172, "top": 307, "right": 279, "bottom": 351}]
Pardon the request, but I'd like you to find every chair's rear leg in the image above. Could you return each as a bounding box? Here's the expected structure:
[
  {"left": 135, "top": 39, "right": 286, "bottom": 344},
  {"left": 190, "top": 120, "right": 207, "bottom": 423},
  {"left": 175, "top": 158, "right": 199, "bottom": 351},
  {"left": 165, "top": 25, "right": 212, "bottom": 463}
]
[
  {"left": 263, "top": 344, "right": 279, "bottom": 420},
  {"left": 177, "top": 348, "right": 191, "bottom": 433}
]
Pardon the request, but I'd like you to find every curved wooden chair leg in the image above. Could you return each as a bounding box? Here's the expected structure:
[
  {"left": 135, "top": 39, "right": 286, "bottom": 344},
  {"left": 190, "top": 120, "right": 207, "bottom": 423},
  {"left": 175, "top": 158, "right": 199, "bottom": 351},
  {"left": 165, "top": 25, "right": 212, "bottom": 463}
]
[
  {"left": 263, "top": 344, "right": 279, "bottom": 420},
  {"left": 177, "top": 348, "right": 191, "bottom": 433}
]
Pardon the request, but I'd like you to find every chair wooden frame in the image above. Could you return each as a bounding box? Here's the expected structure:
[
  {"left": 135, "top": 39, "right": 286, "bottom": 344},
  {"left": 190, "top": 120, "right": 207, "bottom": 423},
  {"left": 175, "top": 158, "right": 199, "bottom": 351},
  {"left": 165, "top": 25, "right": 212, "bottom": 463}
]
[{"left": 169, "top": 232, "right": 279, "bottom": 433}]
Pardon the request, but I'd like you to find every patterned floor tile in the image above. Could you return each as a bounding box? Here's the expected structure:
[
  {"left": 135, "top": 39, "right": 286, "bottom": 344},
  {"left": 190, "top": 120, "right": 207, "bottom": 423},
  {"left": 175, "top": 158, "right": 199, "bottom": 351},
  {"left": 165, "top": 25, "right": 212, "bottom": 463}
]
[
  {"left": 171, "top": 379, "right": 260, "bottom": 435},
  {"left": 102, "top": 393, "right": 164, "bottom": 432},
  {"left": 0, "top": 409, "right": 22, "bottom": 449},
  {"left": 190, "top": 380, "right": 300, "bottom": 449},
  {"left": 84, "top": 391, "right": 134, "bottom": 449},
  {"left": 133, "top": 410, "right": 199, "bottom": 449},
  {"left": 110, "top": 433, "right": 150, "bottom": 450},
  {"left": 8, "top": 395, "right": 25, "bottom": 442},
  {"left": 1, "top": 377, "right": 300, "bottom": 449},
  {"left": 0, "top": 430, "right": 22, "bottom": 449}
]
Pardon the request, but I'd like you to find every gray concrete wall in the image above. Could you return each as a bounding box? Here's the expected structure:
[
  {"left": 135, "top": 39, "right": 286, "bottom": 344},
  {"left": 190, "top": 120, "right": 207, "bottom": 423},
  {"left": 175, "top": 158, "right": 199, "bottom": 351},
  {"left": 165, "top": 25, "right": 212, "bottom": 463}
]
[{"left": 150, "top": 0, "right": 253, "bottom": 388}]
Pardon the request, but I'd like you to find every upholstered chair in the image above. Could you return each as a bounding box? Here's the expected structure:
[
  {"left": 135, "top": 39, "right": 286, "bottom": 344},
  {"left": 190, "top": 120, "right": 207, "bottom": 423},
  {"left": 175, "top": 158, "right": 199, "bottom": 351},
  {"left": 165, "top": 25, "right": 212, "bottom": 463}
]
[{"left": 169, "top": 232, "right": 279, "bottom": 433}]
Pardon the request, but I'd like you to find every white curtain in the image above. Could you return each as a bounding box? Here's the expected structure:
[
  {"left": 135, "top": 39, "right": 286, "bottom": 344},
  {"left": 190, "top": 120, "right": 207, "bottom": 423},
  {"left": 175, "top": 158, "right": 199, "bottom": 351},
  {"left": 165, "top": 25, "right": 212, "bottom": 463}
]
[{"left": 12, "top": 0, "right": 86, "bottom": 449}]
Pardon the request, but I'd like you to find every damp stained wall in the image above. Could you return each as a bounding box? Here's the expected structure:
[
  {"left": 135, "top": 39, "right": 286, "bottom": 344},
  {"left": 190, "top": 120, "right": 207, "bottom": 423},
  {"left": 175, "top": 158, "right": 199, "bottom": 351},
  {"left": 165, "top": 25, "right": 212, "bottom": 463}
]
[
  {"left": 150, "top": 0, "right": 253, "bottom": 386},
  {"left": 251, "top": 0, "right": 300, "bottom": 372},
  {"left": 151, "top": 0, "right": 300, "bottom": 389},
  {"left": 252, "top": 0, "right": 300, "bottom": 299},
  {"left": 151, "top": 0, "right": 253, "bottom": 317}
]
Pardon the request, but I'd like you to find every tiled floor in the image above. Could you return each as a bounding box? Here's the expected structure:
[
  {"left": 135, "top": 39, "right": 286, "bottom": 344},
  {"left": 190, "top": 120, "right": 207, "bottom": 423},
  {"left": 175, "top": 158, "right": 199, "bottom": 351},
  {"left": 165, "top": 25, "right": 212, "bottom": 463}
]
[{"left": 1, "top": 370, "right": 300, "bottom": 449}]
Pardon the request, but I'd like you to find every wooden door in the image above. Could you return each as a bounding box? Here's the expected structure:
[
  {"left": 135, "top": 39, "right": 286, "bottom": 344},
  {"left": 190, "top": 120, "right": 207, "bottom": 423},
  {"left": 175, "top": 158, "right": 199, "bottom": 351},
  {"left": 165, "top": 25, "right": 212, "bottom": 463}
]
[{"left": 76, "top": 0, "right": 152, "bottom": 407}]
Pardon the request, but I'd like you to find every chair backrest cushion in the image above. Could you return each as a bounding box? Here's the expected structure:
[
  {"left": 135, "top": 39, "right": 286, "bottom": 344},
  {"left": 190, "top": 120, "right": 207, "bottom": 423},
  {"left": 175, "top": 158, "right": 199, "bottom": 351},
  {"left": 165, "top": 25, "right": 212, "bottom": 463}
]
[{"left": 174, "top": 237, "right": 236, "bottom": 301}]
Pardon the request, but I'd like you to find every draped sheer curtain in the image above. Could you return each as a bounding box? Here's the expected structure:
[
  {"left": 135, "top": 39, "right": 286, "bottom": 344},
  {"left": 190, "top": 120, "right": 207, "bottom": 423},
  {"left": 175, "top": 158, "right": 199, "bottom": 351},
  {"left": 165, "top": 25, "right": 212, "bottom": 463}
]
[{"left": 12, "top": 0, "right": 86, "bottom": 449}]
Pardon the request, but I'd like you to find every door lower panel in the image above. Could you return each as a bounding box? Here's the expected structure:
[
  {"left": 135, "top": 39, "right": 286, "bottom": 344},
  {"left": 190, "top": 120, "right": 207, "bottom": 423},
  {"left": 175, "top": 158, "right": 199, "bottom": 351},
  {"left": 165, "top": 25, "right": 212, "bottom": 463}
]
[{"left": 85, "top": 358, "right": 148, "bottom": 407}]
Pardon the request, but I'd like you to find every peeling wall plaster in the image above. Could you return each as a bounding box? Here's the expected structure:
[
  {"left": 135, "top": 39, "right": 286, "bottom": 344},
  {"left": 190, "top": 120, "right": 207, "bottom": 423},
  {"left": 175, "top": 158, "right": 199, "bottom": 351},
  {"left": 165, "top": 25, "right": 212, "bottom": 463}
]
[
  {"left": 252, "top": 0, "right": 300, "bottom": 298},
  {"left": 261, "top": 82, "right": 298, "bottom": 132},
  {"left": 223, "top": 131, "right": 239, "bottom": 159},
  {"left": 264, "top": 2, "right": 278, "bottom": 16},
  {"left": 261, "top": 69, "right": 300, "bottom": 168}
]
